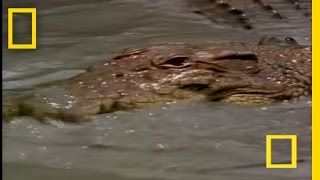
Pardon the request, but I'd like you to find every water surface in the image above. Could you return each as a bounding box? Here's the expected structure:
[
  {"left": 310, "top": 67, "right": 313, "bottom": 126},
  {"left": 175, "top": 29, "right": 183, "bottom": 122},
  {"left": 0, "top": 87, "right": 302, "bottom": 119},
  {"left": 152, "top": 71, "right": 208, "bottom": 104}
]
[{"left": 2, "top": 0, "right": 311, "bottom": 179}]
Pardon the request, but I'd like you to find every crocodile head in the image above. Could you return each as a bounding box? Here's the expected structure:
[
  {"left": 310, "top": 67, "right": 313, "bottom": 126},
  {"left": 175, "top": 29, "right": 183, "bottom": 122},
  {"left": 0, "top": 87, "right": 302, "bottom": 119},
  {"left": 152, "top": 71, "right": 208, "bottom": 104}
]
[
  {"left": 3, "top": 37, "right": 311, "bottom": 122},
  {"left": 123, "top": 39, "right": 310, "bottom": 105}
]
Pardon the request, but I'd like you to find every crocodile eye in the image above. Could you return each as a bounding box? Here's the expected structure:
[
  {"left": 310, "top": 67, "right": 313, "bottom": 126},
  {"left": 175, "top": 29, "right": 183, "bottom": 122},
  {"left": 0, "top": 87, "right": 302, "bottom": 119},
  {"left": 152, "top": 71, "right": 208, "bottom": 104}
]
[
  {"left": 161, "top": 56, "right": 192, "bottom": 68},
  {"left": 165, "top": 56, "right": 189, "bottom": 66},
  {"left": 285, "top": 37, "right": 298, "bottom": 44},
  {"left": 152, "top": 55, "right": 192, "bottom": 69}
]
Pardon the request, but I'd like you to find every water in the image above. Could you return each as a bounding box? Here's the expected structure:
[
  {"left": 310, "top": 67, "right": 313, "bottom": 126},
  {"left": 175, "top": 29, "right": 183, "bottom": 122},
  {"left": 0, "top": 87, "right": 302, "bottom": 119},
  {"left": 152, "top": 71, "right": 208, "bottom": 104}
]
[{"left": 2, "top": 0, "right": 311, "bottom": 179}]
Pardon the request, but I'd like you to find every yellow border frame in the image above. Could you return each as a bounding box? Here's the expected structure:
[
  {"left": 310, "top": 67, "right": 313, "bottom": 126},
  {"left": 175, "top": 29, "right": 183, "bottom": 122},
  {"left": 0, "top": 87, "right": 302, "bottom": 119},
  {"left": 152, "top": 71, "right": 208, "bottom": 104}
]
[
  {"left": 2, "top": 1, "right": 316, "bottom": 179},
  {"left": 8, "top": 8, "right": 37, "bottom": 49},
  {"left": 313, "top": 0, "right": 318, "bottom": 179},
  {"left": 266, "top": 135, "right": 297, "bottom": 168}
]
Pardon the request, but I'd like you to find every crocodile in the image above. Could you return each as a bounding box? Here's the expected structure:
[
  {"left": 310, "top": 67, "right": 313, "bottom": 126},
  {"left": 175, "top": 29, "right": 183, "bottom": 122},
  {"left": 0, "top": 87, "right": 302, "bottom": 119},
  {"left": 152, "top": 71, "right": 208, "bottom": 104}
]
[
  {"left": 189, "top": 0, "right": 311, "bottom": 29},
  {"left": 3, "top": 37, "right": 311, "bottom": 122}
]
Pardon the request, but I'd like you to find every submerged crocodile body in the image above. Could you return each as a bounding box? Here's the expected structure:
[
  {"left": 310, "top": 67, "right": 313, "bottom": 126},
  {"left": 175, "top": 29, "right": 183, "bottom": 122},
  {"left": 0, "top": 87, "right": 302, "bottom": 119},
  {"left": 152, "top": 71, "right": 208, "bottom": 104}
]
[
  {"left": 189, "top": 0, "right": 311, "bottom": 29},
  {"left": 3, "top": 37, "right": 311, "bottom": 122}
]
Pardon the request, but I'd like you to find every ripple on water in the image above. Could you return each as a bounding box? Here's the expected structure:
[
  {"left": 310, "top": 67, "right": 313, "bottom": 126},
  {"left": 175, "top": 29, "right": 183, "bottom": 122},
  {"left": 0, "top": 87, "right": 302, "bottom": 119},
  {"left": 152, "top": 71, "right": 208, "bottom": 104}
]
[{"left": 2, "top": 0, "right": 311, "bottom": 179}]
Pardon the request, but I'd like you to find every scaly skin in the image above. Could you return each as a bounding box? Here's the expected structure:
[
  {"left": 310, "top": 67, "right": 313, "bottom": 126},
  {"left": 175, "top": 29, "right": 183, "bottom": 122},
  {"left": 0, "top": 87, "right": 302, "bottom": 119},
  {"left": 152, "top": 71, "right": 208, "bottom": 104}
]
[
  {"left": 3, "top": 37, "right": 311, "bottom": 122},
  {"left": 190, "top": 0, "right": 311, "bottom": 29}
]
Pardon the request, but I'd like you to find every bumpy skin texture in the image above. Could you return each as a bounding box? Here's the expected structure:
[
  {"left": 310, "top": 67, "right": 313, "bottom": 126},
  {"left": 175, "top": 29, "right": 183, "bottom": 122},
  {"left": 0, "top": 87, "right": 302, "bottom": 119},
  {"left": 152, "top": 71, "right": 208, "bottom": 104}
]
[
  {"left": 3, "top": 37, "right": 311, "bottom": 122},
  {"left": 190, "top": 0, "right": 311, "bottom": 29}
]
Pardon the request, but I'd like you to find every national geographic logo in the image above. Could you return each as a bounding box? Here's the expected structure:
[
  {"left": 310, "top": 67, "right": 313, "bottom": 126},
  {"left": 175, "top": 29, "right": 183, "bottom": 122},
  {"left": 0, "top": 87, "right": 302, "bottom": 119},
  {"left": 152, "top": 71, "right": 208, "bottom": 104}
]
[
  {"left": 266, "top": 135, "right": 297, "bottom": 168},
  {"left": 8, "top": 8, "right": 37, "bottom": 49}
]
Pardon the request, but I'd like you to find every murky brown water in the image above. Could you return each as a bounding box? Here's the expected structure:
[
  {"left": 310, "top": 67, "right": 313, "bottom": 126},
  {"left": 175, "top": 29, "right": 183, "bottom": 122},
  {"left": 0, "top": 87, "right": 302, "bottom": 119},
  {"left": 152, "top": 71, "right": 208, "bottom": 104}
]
[{"left": 2, "top": 0, "right": 311, "bottom": 179}]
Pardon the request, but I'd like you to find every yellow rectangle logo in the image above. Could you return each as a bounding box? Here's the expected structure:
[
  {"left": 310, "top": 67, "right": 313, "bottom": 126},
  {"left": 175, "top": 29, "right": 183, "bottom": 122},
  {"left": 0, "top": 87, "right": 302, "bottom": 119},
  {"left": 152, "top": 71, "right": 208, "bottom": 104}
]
[
  {"left": 266, "top": 135, "right": 297, "bottom": 168},
  {"left": 8, "top": 8, "right": 37, "bottom": 49}
]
